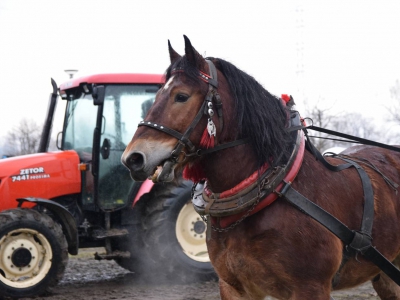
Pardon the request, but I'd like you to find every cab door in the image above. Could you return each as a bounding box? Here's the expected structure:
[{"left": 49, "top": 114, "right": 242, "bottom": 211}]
[{"left": 97, "top": 84, "right": 158, "bottom": 210}]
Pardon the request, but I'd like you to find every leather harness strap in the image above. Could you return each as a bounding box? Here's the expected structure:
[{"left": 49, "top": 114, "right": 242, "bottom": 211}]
[
  {"left": 288, "top": 124, "right": 400, "bottom": 154},
  {"left": 281, "top": 181, "right": 400, "bottom": 286},
  {"left": 304, "top": 135, "right": 375, "bottom": 235},
  {"left": 280, "top": 135, "right": 400, "bottom": 286},
  {"left": 192, "top": 111, "right": 304, "bottom": 217}
]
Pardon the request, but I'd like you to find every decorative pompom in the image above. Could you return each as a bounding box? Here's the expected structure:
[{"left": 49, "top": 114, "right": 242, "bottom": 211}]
[
  {"left": 183, "top": 127, "right": 215, "bottom": 182},
  {"left": 281, "top": 94, "right": 290, "bottom": 103},
  {"left": 183, "top": 163, "right": 206, "bottom": 182}
]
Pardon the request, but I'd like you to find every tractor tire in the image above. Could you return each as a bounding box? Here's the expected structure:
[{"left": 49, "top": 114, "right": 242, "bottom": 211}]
[
  {"left": 0, "top": 208, "right": 68, "bottom": 298},
  {"left": 116, "top": 180, "right": 216, "bottom": 283}
]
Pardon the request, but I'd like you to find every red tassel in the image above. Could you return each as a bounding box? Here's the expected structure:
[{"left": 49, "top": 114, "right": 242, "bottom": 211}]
[
  {"left": 183, "top": 128, "right": 215, "bottom": 182},
  {"left": 199, "top": 127, "right": 215, "bottom": 149},
  {"left": 183, "top": 163, "right": 206, "bottom": 182}
]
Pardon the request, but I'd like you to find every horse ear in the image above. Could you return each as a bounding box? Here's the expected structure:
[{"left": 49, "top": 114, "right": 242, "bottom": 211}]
[
  {"left": 168, "top": 40, "right": 181, "bottom": 64},
  {"left": 183, "top": 35, "right": 206, "bottom": 70}
]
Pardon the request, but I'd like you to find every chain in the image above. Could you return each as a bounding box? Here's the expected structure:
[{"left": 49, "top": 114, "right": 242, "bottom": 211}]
[{"left": 201, "top": 181, "right": 266, "bottom": 233}]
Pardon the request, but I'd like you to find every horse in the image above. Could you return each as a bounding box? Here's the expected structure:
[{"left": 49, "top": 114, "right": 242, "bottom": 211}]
[{"left": 122, "top": 35, "right": 400, "bottom": 300}]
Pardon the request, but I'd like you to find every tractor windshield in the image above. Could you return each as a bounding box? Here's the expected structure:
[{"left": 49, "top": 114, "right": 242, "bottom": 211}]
[
  {"left": 62, "top": 84, "right": 159, "bottom": 210},
  {"left": 63, "top": 84, "right": 158, "bottom": 152}
]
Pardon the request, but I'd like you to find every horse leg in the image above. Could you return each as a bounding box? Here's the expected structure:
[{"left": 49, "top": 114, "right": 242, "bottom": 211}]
[
  {"left": 219, "top": 278, "right": 270, "bottom": 300},
  {"left": 371, "top": 256, "right": 400, "bottom": 300},
  {"left": 219, "top": 277, "right": 333, "bottom": 300},
  {"left": 219, "top": 279, "right": 247, "bottom": 300},
  {"left": 289, "top": 284, "right": 332, "bottom": 300}
]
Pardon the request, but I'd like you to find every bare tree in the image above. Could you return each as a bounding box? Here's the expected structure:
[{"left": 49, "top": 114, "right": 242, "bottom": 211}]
[
  {"left": 304, "top": 105, "right": 337, "bottom": 151},
  {"left": 4, "top": 119, "right": 42, "bottom": 156},
  {"left": 389, "top": 80, "right": 400, "bottom": 124},
  {"left": 304, "top": 106, "right": 387, "bottom": 152}
]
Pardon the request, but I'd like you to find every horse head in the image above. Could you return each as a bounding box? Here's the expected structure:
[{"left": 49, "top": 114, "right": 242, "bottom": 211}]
[
  {"left": 122, "top": 36, "right": 226, "bottom": 182},
  {"left": 122, "top": 35, "right": 290, "bottom": 187}
]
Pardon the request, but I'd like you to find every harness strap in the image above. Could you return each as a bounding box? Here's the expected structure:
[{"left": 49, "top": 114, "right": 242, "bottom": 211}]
[
  {"left": 304, "top": 133, "right": 353, "bottom": 172},
  {"left": 195, "top": 138, "right": 251, "bottom": 156},
  {"left": 288, "top": 124, "right": 400, "bottom": 154},
  {"left": 205, "top": 60, "right": 224, "bottom": 131},
  {"left": 139, "top": 120, "right": 196, "bottom": 152},
  {"left": 139, "top": 100, "right": 207, "bottom": 157},
  {"left": 204, "top": 60, "right": 219, "bottom": 88},
  {"left": 301, "top": 129, "right": 376, "bottom": 236},
  {"left": 281, "top": 182, "right": 400, "bottom": 286},
  {"left": 287, "top": 123, "right": 400, "bottom": 286},
  {"left": 338, "top": 157, "right": 374, "bottom": 235}
]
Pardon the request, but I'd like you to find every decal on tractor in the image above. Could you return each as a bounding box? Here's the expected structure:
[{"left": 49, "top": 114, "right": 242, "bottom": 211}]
[{"left": 11, "top": 167, "right": 50, "bottom": 182}]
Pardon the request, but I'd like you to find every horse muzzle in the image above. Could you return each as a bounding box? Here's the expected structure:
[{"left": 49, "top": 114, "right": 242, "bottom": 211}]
[
  {"left": 121, "top": 150, "right": 147, "bottom": 180},
  {"left": 121, "top": 145, "right": 176, "bottom": 182}
]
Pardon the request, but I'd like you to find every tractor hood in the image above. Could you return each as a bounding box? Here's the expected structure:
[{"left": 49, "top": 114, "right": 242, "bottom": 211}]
[{"left": 0, "top": 151, "right": 81, "bottom": 210}]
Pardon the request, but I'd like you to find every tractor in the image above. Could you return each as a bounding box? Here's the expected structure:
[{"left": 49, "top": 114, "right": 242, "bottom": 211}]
[{"left": 0, "top": 74, "right": 215, "bottom": 298}]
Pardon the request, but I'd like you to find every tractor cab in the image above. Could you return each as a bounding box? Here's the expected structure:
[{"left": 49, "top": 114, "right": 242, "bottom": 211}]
[
  {"left": 58, "top": 74, "right": 163, "bottom": 212},
  {"left": 0, "top": 74, "right": 214, "bottom": 299}
]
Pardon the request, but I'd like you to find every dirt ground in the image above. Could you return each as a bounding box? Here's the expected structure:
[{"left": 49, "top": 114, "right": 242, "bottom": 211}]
[{"left": 18, "top": 248, "right": 379, "bottom": 300}]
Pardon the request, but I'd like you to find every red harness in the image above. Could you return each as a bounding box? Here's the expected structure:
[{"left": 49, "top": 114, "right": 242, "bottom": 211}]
[{"left": 210, "top": 131, "right": 305, "bottom": 228}]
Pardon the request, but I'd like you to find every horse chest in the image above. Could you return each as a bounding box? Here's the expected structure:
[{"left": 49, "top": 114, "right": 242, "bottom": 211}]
[
  {"left": 211, "top": 238, "right": 296, "bottom": 300},
  {"left": 209, "top": 226, "right": 292, "bottom": 295}
]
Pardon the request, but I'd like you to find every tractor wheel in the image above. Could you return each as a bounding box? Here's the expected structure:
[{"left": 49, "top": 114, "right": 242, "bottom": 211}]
[
  {"left": 116, "top": 180, "right": 216, "bottom": 282},
  {"left": 0, "top": 208, "right": 68, "bottom": 298}
]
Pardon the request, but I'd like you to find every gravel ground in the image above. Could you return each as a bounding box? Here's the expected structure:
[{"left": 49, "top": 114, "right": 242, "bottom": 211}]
[{"left": 17, "top": 248, "right": 379, "bottom": 300}]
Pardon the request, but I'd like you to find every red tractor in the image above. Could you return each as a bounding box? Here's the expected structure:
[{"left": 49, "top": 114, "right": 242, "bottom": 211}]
[{"left": 0, "top": 74, "right": 215, "bottom": 298}]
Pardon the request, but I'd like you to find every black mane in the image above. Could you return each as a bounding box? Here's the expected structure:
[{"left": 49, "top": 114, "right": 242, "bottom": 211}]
[{"left": 166, "top": 56, "right": 292, "bottom": 167}]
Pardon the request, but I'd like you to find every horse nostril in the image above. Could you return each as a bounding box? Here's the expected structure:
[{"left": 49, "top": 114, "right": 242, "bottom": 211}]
[{"left": 125, "top": 151, "right": 146, "bottom": 172}]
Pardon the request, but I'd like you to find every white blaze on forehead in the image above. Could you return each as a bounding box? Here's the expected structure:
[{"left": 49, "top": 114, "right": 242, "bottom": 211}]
[{"left": 163, "top": 76, "right": 174, "bottom": 91}]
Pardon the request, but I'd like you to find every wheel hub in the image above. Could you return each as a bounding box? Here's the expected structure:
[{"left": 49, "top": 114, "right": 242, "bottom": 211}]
[
  {"left": 2, "top": 237, "right": 38, "bottom": 274},
  {"left": 193, "top": 220, "right": 206, "bottom": 234},
  {"left": 11, "top": 247, "right": 32, "bottom": 268}
]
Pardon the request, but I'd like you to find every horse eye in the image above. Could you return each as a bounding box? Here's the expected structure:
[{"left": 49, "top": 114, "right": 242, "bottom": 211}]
[{"left": 175, "top": 94, "right": 189, "bottom": 103}]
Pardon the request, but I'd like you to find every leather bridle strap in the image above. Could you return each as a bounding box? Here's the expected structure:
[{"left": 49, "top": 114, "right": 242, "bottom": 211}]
[
  {"left": 139, "top": 99, "right": 207, "bottom": 156},
  {"left": 194, "top": 138, "right": 251, "bottom": 157},
  {"left": 204, "top": 60, "right": 224, "bottom": 131},
  {"left": 138, "top": 59, "right": 247, "bottom": 160}
]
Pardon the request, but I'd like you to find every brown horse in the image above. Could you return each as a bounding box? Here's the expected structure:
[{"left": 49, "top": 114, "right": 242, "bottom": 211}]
[{"left": 122, "top": 36, "right": 400, "bottom": 300}]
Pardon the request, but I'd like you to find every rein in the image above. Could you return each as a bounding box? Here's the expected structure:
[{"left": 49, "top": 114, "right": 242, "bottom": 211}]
[
  {"left": 138, "top": 60, "right": 249, "bottom": 180},
  {"left": 289, "top": 123, "right": 400, "bottom": 154}
]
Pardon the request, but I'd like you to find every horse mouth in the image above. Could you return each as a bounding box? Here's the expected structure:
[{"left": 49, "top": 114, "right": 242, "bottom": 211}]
[
  {"left": 150, "top": 165, "right": 162, "bottom": 182},
  {"left": 149, "top": 160, "right": 176, "bottom": 183}
]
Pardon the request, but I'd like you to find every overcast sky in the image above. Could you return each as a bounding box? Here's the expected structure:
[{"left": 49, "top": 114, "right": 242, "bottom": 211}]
[{"left": 0, "top": 0, "right": 399, "bottom": 151}]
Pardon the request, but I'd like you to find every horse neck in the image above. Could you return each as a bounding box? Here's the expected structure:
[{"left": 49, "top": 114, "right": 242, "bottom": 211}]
[
  {"left": 201, "top": 143, "right": 259, "bottom": 193},
  {"left": 198, "top": 68, "right": 273, "bottom": 192}
]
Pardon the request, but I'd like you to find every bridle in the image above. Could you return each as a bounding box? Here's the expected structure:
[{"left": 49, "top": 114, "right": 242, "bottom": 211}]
[{"left": 138, "top": 59, "right": 249, "bottom": 180}]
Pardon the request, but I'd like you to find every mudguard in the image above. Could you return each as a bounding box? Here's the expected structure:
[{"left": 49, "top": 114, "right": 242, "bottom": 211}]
[{"left": 17, "top": 197, "right": 79, "bottom": 255}]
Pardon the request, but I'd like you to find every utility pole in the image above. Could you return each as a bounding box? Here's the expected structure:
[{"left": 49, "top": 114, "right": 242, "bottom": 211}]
[
  {"left": 295, "top": 3, "right": 305, "bottom": 101},
  {"left": 64, "top": 69, "right": 78, "bottom": 79}
]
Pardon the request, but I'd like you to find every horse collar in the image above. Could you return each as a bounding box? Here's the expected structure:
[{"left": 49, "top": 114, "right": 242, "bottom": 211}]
[{"left": 191, "top": 111, "right": 306, "bottom": 228}]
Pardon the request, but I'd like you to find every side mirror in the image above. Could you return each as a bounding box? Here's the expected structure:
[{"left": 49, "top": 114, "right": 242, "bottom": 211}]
[
  {"left": 100, "top": 138, "right": 111, "bottom": 159},
  {"left": 92, "top": 85, "right": 105, "bottom": 105}
]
